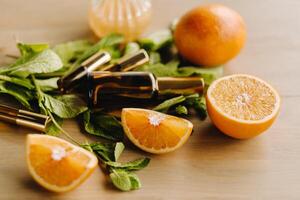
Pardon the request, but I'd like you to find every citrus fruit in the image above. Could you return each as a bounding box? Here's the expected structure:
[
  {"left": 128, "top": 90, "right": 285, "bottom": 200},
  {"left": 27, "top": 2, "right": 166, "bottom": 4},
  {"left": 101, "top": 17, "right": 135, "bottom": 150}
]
[
  {"left": 174, "top": 4, "right": 246, "bottom": 67},
  {"left": 26, "top": 134, "right": 98, "bottom": 192},
  {"left": 206, "top": 74, "right": 280, "bottom": 139},
  {"left": 121, "top": 108, "right": 193, "bottom": 154}
]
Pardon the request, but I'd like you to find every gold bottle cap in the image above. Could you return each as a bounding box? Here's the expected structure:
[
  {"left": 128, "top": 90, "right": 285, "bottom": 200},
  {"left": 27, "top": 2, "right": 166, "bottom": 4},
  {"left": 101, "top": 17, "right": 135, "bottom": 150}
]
[
  {"left": 100, "top": 49, "right": 149, "bottom": 72},
  {"left": 0, "top": 104, "right": 51, "bottom": 132}
]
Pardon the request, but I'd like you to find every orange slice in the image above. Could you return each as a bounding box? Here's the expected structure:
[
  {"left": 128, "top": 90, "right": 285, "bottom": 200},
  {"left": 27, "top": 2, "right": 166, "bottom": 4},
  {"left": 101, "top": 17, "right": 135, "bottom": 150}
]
[
  {"left": 206, "top": 74, "right": 280, "bottom": 139},
  {"left": 26, "top": 134, "right": 98, "bottom": 192},
  {"left": 121, "top": 108, "right": 193, "bottom": 154}
]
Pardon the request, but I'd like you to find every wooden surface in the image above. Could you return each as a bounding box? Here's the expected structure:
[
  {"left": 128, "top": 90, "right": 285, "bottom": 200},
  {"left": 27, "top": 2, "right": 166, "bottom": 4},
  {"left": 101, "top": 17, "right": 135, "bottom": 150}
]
[{"left": 0, "top": 0, "right": 300, "bottom": 199}]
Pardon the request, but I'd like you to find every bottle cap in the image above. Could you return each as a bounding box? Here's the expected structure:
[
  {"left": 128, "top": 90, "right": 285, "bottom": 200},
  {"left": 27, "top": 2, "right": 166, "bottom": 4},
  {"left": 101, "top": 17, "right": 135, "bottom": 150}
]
[
  {"left": 0, "top": 104, "right": 51, "bottom": 132},
  {"left": 100, "top": 49, "right": 149, "bottom": 72}
]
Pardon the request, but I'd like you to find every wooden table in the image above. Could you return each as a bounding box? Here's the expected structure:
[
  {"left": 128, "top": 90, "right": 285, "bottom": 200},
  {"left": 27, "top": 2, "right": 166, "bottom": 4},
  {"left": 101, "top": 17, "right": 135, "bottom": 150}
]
[{"left": 0, "top": 0, "right": 299, "bottom": 199}]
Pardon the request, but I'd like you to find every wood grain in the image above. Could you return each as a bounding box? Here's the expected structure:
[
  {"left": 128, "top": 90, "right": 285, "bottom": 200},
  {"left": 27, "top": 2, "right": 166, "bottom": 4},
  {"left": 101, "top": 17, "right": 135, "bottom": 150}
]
[{"left": 0, "top": 0, "right": 300, "bottom": 199}]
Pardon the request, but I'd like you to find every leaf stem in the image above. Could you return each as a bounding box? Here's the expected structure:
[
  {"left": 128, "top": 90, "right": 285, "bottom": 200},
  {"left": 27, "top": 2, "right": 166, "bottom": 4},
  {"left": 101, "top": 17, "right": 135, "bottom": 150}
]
[
  {"left": 31, "top": 74, "right": 80, "bottom": 146},
  {"left": 47, "top": 110, "right": 81, "bottom": 146}
]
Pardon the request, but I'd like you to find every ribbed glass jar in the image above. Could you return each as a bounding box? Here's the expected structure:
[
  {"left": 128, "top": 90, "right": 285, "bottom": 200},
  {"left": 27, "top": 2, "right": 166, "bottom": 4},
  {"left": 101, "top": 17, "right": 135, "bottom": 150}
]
[{"left": 89, "top": 0, "right": 152, "bottom": 41}]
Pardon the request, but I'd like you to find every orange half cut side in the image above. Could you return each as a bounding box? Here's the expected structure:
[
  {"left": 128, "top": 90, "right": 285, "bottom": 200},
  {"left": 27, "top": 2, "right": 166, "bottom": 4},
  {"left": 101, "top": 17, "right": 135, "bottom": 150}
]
[
  {"left": 26, "top": 134, "right": 98, "bottom": 192},
  {"left": 122, "top": 108, "right": 193, "bottom": 154},
  {"left": 206, "top": 74, "right": 280, "bottom": 139}
]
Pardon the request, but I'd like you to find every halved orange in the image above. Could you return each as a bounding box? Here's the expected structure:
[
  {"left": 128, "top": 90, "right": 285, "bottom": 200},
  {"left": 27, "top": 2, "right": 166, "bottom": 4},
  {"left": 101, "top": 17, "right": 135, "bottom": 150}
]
[
  {"left": 206, "top": 74, "right": 280, "bottom": 139},
  {"left": 121, "top": 108, "right": 193, "bottom": 154},
  {"left": 26, "top": 134, "right": 98, "bottom": 192}
]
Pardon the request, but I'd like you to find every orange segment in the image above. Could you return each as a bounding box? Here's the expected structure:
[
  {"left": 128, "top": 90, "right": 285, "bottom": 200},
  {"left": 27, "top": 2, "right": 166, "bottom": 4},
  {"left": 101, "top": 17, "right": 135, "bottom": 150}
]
[
  {"left": 206, "top": 74, "right": 280, "bottom": 139},
  {"left": 121, "top": 108, "right": 193, "bottom": 154},
  {"left": 26, "top": 134, "right": 98, "bottom": 192}
]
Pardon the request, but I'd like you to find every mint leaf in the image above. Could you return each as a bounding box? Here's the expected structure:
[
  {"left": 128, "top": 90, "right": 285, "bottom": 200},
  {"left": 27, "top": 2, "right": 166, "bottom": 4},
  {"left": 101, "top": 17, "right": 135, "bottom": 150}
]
[
  {"left": 184, "top": 94, "right": 207, "bottom": 120},
  {"left": 74, "top": 33, "right": 124, "bottom": 67},
  {"left": 110, "top": 169, "right": 132, "bottom": 192},
  {"left": 153, "top": 95, "right": 186, "bottom": 112},
  {"left": 127, "top": 173, "right": 141, "bottom": 190},
  {"left": 87, "top": 141, "right": 148, "bottom": 192},
  {"left": 137, "top": 59, "right": 222, "bottom": 85},
  {"left": 178, "top": 66, "right": 223, "bottom": 85},
  {"left": 90, "top": 142, "right": 125, "bottom": 162},
  {"left": 175, "top": 105, "right": 188, "bottom": 115},
  {"left": 83, "top": 110, "right": 124, "bottom": 141},
  {"left": 106, "top": 158, "right": 150, "bottom": 171},
  {"left": 45, "top": 115, "right": 63, "bottom": 136},
  {"left": 0, "top": 81, "right": 33, "bottom": 109},
  {"left": 153, "top": 93, "right": 207, "bottom": 119},
  {"left": 53, "top": 40, "right": 92, "bottom": 66},
  {"left": 0, "top": 74, "right": 34, "bottom": 89},
  {"left": 149, "top": 52, "right": 161, "bottom": 64},
  {"left": 137, "top": 60, "right": 179, "bottom": 77},
  {"left": 124, "top": 42, "right": 140, "bottom": 56},
  {"left": 110, "top": 169, "right": 143, "bottom": 191},
  {"left": 43, "top": 94, "right": 87, "bottom": 118},
  {"left": 139, "top": 29, "right": 173, "bottom": 51},
  {"left": 18, "top": 43, "right": 49, "bottom": 57},
  {"left": 35, "top": 77, "right": 59, "bottom": 91},
  {"left": 12, "top": 43, "right": 49, "bottom": 67},
  {"left": 195, "top": 99, "right": 207, "bottom": 120},
  {"left": 114, "top": 142, "right": 125, "bottom": 162},
  {"left": 9, "top": 49, "right": 63, "bottom": 78}
]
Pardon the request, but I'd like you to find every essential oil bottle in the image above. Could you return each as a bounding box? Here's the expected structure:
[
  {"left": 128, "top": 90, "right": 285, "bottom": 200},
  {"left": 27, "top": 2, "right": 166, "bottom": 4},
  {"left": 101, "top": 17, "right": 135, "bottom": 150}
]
[
  {"left": 57, "top": 50, "right": 204, "bottom": 109},
  {"left": 87, "top": 71, "right": 204, "bottom": 108}
]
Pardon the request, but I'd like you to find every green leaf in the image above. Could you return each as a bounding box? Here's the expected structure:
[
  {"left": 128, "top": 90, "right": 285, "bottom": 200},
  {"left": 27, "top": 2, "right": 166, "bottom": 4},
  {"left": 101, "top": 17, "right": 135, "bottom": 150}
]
[
  {"left": 127, "top": 173, "right": 141, "bottom": 190},
  {"left": 83, "top": 110, "right": 124, "bottom": 141},
  {"left": 124, "top": 42, "right": 140, "bottom": 56},
  {"left": 0, "top": 74, "right": 34, "bottom": 89},
  {"left": 138, "top": 29, "right": 173, "bottom": 51},
  {"left": 18, "top": 43, "right": 49, "bottom": 57},
  {"left": 110, "top": 169, "right": 132, "bottom": 192},
  {"left": 114, "top": 142, "right": 125, "bottom": 162},
  {"left": 175, "top": 105, "right": 188, "bottom": 115},
  {"left": 9, "top": 49, "right": 63, "bottom": 78},
  {"left": 106, "top": 158, "right": 150, "bottom": 171},
  {"left": 149, "top": 52, "right": 161, "bottom": 64},
  {"left": 89, "top": 142, "right": 125, "bottom": 162},
  {"left": 53, "top": 40, "right": 92, "bottom": 66},
  {"left": 45, "top": 115, "right": 63, "bottom": 136},
  {"left": 178, "top": 66, "right": 223, "bottom": 85},
  {"left": 138, "top": 60, "right": 223, "bottom": 85},
  {"left": 11, "top": 43, "right": 49, "bottom": 67},
  {"left": 110, "top": 169, "right": 142, "bottom": 191},
  {"left": 0, "top": 81, "right": 33, "bottom": 109},
  {"left": 137, "top": 60, "right": 179, "bottom": 77},
  {"left": 43, "top": 94, "right": 87, "bottom": 118},
  {"left": 185, "top": 94, "right": 207, "bottom": 120},
  {"left": 193, "top": 96, "right": 207, "bottom": 120},
  {"left": 74, "top": 33, "right": 124, "bottom": 66},
  {"left": 153, "top": 95, "right": 186, "bottom": 112},
  {"left": 35, "top": 77, "right": 59, "bottom": 91}
]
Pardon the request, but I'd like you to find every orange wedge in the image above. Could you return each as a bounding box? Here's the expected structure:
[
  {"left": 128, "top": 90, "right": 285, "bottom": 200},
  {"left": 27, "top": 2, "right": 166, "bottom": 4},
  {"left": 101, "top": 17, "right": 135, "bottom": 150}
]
[
  {"left": 206, "top": 74, "right": 280, "bottom": 139},
  {"left": 121, "top": 108, "right": 193, "bottom": 154},
  {"left": 26, "top": 134, "right": 98, "bottom": 192}
]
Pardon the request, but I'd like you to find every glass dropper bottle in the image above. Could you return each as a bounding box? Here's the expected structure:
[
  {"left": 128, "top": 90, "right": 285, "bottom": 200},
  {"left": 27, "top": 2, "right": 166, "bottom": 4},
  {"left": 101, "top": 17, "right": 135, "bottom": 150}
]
[
  {"left": 57, "top": 50, "right": 204, "bottom": 108},
  {"left": 87, "top": 71, "right": 204, "bottom": 107}
]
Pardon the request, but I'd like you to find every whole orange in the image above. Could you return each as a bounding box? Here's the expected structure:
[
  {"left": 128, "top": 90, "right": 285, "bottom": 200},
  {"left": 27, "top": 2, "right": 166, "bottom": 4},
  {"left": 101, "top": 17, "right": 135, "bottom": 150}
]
[{"left": 174, "top": 4, "right": 246, "bottom": 67}]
